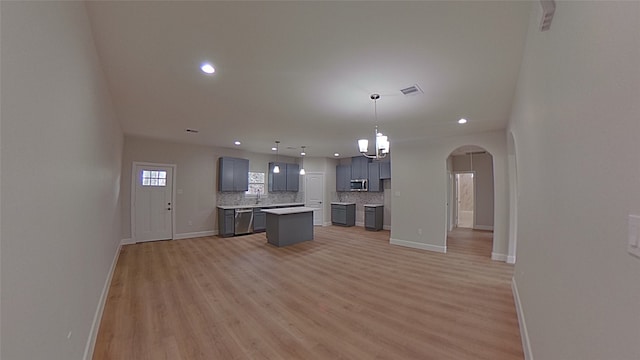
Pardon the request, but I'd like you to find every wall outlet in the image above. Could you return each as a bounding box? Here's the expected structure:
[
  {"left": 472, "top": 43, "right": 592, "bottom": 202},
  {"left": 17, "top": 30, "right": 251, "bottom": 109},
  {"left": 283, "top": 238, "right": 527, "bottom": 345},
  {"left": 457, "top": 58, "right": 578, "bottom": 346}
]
[
  {"left": 188, "top": 220, "right": 193, "bottom": 226},
  {"left": 67, "top": 331, "right": 72, "bottom": 340},
  {"left": 418, "top": 228, "right": 423, "bottom": 235}
]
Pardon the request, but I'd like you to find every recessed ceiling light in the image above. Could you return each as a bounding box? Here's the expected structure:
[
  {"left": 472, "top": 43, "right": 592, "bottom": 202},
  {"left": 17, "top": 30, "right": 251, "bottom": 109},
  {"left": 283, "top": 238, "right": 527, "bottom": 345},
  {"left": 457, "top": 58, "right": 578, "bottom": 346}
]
[
  {"left": 234, "top": 141, "right": 241, "bottom": 146},
  {"left": 458, "top": 118, "right": 468, "bottom": 124},
  {"left": 334, "top": 153, "right": 340, "bottom": 157},
  {"left": 200, "top": 63, "right": 215, "bottom": 74}
]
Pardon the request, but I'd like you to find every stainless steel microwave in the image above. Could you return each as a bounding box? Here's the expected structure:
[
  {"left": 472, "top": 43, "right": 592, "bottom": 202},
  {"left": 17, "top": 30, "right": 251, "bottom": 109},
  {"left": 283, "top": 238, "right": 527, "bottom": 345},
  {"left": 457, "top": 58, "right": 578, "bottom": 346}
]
[{"left": 350, "top": 179, "right": 368, "bottom": 191}]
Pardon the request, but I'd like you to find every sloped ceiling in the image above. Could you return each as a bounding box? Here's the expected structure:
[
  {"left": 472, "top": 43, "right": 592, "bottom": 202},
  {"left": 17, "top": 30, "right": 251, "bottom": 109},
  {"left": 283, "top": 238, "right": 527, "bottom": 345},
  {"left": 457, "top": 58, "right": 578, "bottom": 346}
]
[{"left": 86, "top": 1, "right": 531, "bottom": 158}]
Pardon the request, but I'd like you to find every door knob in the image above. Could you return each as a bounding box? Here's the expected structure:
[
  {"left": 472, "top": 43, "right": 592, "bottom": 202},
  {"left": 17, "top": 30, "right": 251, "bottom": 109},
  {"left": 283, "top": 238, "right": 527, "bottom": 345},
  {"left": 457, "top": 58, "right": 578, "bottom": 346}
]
[{"left": 167, "top": 207, "right": 171, "bottom": 210}]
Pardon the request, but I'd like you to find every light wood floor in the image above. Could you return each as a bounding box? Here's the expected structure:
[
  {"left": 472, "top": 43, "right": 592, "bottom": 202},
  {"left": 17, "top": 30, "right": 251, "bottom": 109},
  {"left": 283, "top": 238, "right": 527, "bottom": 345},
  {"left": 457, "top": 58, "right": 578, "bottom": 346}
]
[{"left": 93, "top": 226, "right": 522, "bottom": 360}]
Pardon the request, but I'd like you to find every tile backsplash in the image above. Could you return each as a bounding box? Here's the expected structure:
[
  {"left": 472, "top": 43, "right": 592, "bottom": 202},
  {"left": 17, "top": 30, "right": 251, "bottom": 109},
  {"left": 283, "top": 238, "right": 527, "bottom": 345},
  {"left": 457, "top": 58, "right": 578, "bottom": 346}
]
[
  {"left": 217, "top": 191, "right": 304, "bottom": 207},
  {"left": 335, "top": 191, "right": 384, "bottom": 206}
]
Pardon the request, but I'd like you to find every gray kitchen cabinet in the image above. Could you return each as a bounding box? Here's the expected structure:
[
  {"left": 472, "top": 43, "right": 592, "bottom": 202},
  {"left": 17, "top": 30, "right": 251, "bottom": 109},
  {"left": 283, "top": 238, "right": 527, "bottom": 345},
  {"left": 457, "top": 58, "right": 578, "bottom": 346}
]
[
  {"left": 368, "top": 162, "right": 382, "bottom": 192},
  {"left": 269, "top": 162, "right": 299, "bottom": 192},
  {"left": 364, "top": 205, "right": 383, "bottom": 231},
  {"left": 331, "top": 203, "right": 355, "bottom": 226},
  {"left": 253, "top": 208, "right": 266, "bottom": 232},
  {"left": 218, "top": 208, "right": 235, "bottom": 237},
  {"left": 218, "top": 157, "right": 249, "bottom": 192},
  {"left": 268, "top": 162, "right": 287, "bottom": 191},
  {"left": 350, "top": 156, "right": 370, "bottom": 180},
  {"left": 286, "top": 163, "right": 299, "bottom": 191},
  {"left": 380, "top": 161, "right": 391, "bottom": 179},
  {"left": 336, "top": 164, "right": 351, "bottom": 192}
]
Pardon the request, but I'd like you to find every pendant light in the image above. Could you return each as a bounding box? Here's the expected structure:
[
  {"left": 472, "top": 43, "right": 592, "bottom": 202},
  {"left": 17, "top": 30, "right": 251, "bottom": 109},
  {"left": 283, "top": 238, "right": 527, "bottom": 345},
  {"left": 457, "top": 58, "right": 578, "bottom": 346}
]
[
  {"left": 273, "top": 141, "right": 280, "bottom": 173},
  {"left": 358, "top": 93, "right": 390, "bottom": 160},
  {"left": 299, "top": 146, "right": 306, "bottom": 175}
]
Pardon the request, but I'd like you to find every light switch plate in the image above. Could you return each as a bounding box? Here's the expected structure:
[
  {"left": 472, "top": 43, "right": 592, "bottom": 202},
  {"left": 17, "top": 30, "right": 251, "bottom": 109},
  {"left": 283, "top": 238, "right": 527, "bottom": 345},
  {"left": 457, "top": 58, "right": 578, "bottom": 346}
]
[{"left": 628, "top": 215, "right": 640, "bottom": 258}]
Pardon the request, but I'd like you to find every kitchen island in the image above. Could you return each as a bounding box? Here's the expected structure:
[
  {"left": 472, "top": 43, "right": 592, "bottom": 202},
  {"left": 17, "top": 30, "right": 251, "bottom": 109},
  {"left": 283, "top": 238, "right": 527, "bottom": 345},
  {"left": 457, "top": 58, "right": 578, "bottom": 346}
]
[{"left": 261, "top": 207, "right": 315, "bottom": 247}]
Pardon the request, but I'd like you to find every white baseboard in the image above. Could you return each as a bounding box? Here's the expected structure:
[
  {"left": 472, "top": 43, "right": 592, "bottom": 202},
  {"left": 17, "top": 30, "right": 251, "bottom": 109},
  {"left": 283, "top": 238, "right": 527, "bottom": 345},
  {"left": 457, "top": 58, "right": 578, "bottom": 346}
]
[
  {"left": 383, "top": 225, "right": 391, "bottom": 230},
  {"left": 474, "top": 225, "right": 494, "bottom": 231},
  {"left": 120, "top": 238, "right": 134, "bottom": 246},
  {"left": 491, "top": 252, "right": 508, "bottom": 262},
  {"left": 512, "top": 277, "right": 533, "bottom": 360},
  {"left": 322, "top": 221, "right": 332, "bottom": 227},
  {"left": 83, "top": 241, "right": 122, "bottom": 360},
  {"left": 174, "top": 230, "right": 217, "bottom": 240},
  {"left": 390, "top": 238, "right": 447, "bottom": 253},
  {"left": 507, "top": 255, "right": 516, "bottom": 264}
]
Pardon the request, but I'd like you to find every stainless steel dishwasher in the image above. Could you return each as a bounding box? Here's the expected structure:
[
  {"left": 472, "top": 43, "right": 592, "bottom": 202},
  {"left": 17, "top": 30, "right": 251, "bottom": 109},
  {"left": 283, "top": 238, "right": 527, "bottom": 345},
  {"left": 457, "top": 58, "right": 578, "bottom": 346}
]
[{"left": 234, "top": 208, "right": 254, "bottom": 235}]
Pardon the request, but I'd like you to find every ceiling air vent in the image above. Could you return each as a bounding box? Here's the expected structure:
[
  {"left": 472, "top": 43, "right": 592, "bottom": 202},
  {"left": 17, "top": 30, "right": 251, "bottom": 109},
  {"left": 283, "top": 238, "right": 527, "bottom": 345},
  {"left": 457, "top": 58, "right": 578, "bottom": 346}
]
[
  {"left": 185, "top": 128, "right": 199, "bottom": 133},
  {"left": 400, "top": 84, "right": 424, "bottom": 96}
]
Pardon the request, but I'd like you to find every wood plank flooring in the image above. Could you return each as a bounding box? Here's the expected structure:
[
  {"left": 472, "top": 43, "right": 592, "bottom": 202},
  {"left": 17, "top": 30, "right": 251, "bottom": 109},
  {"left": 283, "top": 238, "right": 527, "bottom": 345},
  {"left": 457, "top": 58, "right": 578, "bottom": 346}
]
[{"left": 93, "top": 226, "right": 522, "bottom": 360}]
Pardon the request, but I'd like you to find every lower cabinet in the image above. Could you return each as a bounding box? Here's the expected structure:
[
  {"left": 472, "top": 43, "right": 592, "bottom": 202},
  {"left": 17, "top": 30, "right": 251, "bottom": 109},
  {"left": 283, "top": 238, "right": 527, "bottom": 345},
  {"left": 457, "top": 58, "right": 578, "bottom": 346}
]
[
  {"left": 218, "top": 208, "right": 235, "bottom": 237},
  {"left": 331, "top": 203, "right": 355, "bottom": 226},
  {"left": 218, "top": 204, "right": 304, "bottom": 237},
  {"left": 364, "top": 205, "right": 383, "bottom": 231},
  {"left": 253, "top": 208, "right": 266, "bottom": 232}
]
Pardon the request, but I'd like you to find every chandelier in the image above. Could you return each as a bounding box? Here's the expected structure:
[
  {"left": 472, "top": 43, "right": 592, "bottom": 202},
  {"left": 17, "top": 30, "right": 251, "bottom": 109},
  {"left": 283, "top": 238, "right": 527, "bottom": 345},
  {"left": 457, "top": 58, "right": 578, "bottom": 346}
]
[{"left": 358, "top": 94, "right": 390, "bottom": 160}]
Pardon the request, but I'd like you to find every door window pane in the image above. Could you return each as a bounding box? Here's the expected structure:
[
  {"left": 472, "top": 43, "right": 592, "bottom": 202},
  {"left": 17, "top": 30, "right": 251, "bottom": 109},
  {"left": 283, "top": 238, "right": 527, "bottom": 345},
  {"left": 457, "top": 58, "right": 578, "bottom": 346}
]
[{"left": 141, "top": 169, "right": 167, "bottom": 187}]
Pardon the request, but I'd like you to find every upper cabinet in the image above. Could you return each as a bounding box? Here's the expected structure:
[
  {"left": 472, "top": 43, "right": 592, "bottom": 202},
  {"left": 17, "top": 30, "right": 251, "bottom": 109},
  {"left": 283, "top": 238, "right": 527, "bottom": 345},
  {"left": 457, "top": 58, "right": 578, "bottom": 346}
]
[
  {"left": 379, "top": 161, "right": 391, "bottom": 180},
  {"left": 350, "top": 156, "right": 370, "bottom": 180},
  {"left": 268, "top": 162, "right": 299, "bottom": 192},
  {"left": 218, "top": 157, "right": 249, "bottom": 192},
  {"left": 336, "top": 164, "right": 351, "bottom": 192},
  {"left": 269, "top": 162, "right": 287, "bottom": 191},
  {"left": 368, "top": 162, "right": 382, "bottom": 192},
  {"left": 285, "top": 163, "right": 299, "bottom": 191},
  {"left": 336, "top": 157, "right": 390, "bottom": 192}
]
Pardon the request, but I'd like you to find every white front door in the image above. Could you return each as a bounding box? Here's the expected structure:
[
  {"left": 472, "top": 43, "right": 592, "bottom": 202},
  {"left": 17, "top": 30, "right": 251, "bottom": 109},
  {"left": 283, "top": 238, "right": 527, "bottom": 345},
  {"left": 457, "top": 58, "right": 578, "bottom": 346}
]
[
  {"left": 133, "top": 163, "right": 174, "bottom": 242},
  {"left": 305, "top": 173, "right": 324, "bottom": 226}
]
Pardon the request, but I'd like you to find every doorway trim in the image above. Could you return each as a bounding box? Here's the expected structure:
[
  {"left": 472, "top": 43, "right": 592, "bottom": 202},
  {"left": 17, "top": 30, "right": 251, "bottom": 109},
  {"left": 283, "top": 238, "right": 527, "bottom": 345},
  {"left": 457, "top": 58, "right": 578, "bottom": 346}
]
[
  {"left": 131, "top": 161, "right": 177, "bottom": 243},
  {"left": 507, "top": 131, "right": 519, "bottom": 264}
]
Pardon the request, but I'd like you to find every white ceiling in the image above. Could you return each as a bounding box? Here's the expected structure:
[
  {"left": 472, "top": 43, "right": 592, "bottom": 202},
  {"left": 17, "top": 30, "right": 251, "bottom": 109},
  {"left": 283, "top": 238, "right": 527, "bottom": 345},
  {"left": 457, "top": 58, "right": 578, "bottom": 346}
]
[{"left": 85, "top": 1, "right": 531, "bottom": 159}]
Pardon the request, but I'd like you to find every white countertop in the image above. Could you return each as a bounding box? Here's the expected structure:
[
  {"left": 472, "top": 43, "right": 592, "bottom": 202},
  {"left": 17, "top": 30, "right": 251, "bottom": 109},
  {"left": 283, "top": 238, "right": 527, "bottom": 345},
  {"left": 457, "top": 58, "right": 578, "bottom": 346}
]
[
  {"left": 363, "top": 204, "right": 384, "bottom": 207},
  {"left": 217, "top": 202, "right": 304, "bottom": 210},
  {"left": 331, "top": 202, "right": 355, "bottom": 206},
  {"left": 261, "top": 207, "right": 316, "bottom": 215}
]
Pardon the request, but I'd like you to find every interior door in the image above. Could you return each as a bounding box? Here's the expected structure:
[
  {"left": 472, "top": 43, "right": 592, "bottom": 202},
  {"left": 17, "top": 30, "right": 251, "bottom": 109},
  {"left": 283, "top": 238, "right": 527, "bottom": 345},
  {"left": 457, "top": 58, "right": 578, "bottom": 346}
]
[
  {"left": 305, "top": 173, "right": 324, "bottom": 226},
  {"left": 133, "top": 164, "right": 174, "bottom": 242}
]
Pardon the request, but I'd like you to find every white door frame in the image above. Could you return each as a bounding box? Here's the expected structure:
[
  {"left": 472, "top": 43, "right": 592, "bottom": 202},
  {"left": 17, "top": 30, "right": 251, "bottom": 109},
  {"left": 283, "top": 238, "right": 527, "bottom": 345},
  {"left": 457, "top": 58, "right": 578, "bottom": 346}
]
[
  {"left": 304, "top": 172, "right": 325, "bottom": 226},
  {"left": 131, "top": 162, "right": 177, "bottom": 242},
  {"left": 447, "top": 171, "right": 454, "bottom": 232}
]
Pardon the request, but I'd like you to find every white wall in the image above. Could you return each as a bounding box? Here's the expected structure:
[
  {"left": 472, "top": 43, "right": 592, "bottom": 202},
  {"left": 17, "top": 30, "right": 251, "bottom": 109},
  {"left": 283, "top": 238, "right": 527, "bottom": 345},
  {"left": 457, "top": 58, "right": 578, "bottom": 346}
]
[
  {"left": 1, "top": 2, "right": 124, "bottom": 359},
  {"left": 390, "top": 130, "right": 508, "bottom": 256},
  {"left": 509, "top": 2, "right": 640, "bottom": 359}
]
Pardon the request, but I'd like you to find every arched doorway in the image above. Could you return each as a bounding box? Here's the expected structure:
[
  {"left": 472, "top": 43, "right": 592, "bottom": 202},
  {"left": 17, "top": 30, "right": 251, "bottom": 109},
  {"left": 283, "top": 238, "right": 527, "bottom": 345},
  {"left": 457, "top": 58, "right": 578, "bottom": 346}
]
[{"left": 446, "top": 145, "right": 495, "bottom": 258}]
